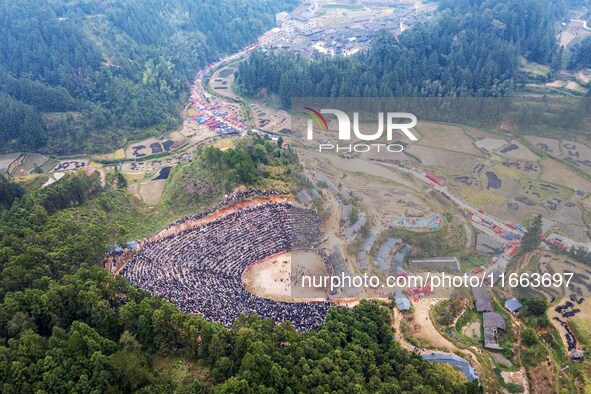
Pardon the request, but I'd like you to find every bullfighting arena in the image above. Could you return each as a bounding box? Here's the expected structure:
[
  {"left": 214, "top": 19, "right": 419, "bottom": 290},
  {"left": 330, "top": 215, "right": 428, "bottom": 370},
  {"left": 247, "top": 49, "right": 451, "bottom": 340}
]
[
  {"left": 114, "top": 190, "right": 332, "bottom": 331},
  {"left": 242, "top": 251, "right": 329, "bottom": 302}
]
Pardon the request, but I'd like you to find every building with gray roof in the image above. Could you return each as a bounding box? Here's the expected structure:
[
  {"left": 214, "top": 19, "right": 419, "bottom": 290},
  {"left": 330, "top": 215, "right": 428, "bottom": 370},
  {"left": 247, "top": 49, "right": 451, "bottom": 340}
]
[
  {"left": 483, "top": 312, "right": 506, "bottom": 350},
  {"left": 342, "top": 211, "right": 366, "bottom": 238},
  {"left": 394, "top": 288, "right": 411, "bottom": 311},
  {"left": 390, "top": 245, "right": 411, "bottom": 274},
  {"left": 374, "top": 238, "right": 402, "bottom": 273},
  {"left": 476, "top": 233, "right": 504, "bottom": 255},
  {"left": 408, "top": 257, "right": 460, "bottom": 272},
  {"left": 357, "top": 230, "right": 379, "bottom": 270},
  {"left": 472, "top": 285, "right": 493, "bottom": 312}
]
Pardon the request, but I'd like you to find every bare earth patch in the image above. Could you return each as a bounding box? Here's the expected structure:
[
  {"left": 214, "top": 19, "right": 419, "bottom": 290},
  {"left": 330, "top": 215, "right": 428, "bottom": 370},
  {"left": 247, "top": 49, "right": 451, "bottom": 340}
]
[{"left": 242, "top": 251, "right": 329, "bottom": 302}]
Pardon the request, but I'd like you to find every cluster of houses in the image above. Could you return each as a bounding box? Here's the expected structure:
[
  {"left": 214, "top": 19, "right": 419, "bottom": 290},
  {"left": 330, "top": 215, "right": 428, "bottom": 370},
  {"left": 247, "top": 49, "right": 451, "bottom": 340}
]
[{"left": 259, "top": 4, "right": 430, "bottom": 59}]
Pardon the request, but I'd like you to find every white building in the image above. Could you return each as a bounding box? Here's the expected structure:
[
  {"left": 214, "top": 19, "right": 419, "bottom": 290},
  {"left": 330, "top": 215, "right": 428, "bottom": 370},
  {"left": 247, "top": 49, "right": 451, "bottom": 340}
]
[{"left": 283, "top": 13, "right": 317, "bottom": 35}]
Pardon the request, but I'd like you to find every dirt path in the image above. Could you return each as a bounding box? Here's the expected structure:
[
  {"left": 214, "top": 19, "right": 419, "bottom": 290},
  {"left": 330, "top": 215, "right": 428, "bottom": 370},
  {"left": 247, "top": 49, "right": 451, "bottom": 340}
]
[
  {"left": 391, "top": 300, "right": 488, "bottom": 388},
  {"left": 572, "top": 19, "right": 591, "bottom": 31}
]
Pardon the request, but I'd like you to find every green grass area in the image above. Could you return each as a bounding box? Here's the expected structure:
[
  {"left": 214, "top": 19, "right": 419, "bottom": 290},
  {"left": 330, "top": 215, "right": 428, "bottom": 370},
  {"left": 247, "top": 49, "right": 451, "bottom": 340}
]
[
  {"left": 460, "top": 254, "right": 491, "bottom": 272},
  {"left": 571, "top": 319, "right": 591, "bottom": 346},
  {"left": 520, "top": 62, "right": 550, "bottom": 77},
  {"left": 517, "top": 178, "right": 573, "bottom": 210},
  {"left": 15, "top": 174, "right": 49, "bottom": 193},
  {"left": 522, "top": 343, "right": 549, "bottom": 367}
]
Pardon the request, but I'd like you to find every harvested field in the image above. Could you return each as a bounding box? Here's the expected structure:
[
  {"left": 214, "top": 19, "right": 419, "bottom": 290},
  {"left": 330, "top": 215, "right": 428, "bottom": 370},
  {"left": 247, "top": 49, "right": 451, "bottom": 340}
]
[
  {"left": 405, "top": 145, "right": 481, "bottom": 174},
  {"left": 524, "top": 136, "right": 561, "bottom": 154},
  {"left": 129, "top": 179, "right": 167, "bottom": 206},
  {"left": 496, "top": 140, "right": 539, "bottom": 161},
  {"left": 491, "top": 353, "right": 512, "bottom": 368},
  {"left": 463, "top": 190, "right": 507, "bottom": 210},
  {"left": 0, "top": 153, "right": 20, "bottom": 174},
  {"left": 540, "top": 158, "right": 591, "bottom": 192},
  {"left": 577, "top": 69, "right": 591, "bottom": 84},
  {"left": 571, "top": 319, "right": 591, "bottom": 346},
  {"left": 12, "top": 153, "right": 48, "bottom": 176},
  {"left": 181, "top": 120, "right": 216, "bottom": 144},
  {"left": 465, "top": 127, "right": 502, "bottom": 139},
  {"left": 482, "top": 171, "right": 518, "bottom": 198},
  {"left": 566, "top": 81, "right": 586, "bottom": 92},
  {"left": 208, "top": 65, "right": 239, "bottom": 100},
  {"left": 414, "top": 122, "right": 482, "bottom": 155},
  {"left": 113, "top": 149, "right": 125, "bottom": 160},
  {"left": 39, "top": 159, "right": 60, "bottom": 174},
  {"left": 553, "top": 202, "right": 589, "bottom": 242},
  {"left": 251, "top": 103, "right": 289, "bottom": 132},
  {"left": 501, "top": 160, "right": 539, "bottom": 175},
  {"left": 306, "top": 154, "right": 432, "bottom": 228},
  {"left": 562, "top": 140, "right": 591, "bottom": 173},
  {"left": 518, "top": 179, "right": 573, "bottom": 212},
  {"left": 404, "top": 300, "right": 467, "bottom": 353},
  {"left": 541, "top": 216, "right": 557, "bottom": 234},
  {"left": 560, "top": 28, "right": 577, "bottom": 47},
  {"left": 463, "top": 321, "right": 481, "bottom": 340},
  {"left": 453, "top": 176, "right": 479, "bottom": 188}
]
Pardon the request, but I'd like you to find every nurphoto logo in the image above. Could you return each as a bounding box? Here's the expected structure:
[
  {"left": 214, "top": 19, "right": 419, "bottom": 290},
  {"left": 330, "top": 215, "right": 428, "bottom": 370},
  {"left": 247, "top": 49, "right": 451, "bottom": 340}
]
[{"left": 304, "top": 107, "right": 418, "bottom": 153}]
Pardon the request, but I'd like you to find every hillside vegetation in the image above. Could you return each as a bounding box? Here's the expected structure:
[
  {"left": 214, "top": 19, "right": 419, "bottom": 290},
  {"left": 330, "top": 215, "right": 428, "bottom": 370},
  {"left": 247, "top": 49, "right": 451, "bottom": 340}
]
[
  {"left": 0, "top": 153, "right": 481, "bottom": 392},
  {"left": 0, "top": 0, "right": 297, "bottom": 154}
]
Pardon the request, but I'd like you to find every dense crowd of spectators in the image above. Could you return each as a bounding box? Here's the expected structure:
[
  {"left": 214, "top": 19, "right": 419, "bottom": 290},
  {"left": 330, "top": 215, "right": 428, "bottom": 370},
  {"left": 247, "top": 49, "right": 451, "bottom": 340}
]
[{"left": 121, "top": 201, "right": 329, "bottom": 331}]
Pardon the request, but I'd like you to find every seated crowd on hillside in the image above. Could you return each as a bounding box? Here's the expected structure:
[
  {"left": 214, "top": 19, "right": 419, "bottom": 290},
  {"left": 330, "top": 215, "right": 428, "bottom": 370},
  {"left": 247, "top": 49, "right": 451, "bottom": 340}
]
[{"left": 121, "top": 201, "right": 329, "bottom": 331}]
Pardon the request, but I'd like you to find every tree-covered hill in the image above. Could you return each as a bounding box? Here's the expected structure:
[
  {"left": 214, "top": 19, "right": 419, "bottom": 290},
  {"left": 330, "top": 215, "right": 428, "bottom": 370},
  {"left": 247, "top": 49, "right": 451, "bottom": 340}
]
[
  {"left": 0, "top": 170, "right": 481, "bottom": 393},
  {"left": 237, "top": 0, "right": 566, "bottom": 107},
  {"left": 0, "top": 0, "right": 297, "bottom": 154},
  {"left": 569, "top": 36, "right": 591, "bottom": 71}
]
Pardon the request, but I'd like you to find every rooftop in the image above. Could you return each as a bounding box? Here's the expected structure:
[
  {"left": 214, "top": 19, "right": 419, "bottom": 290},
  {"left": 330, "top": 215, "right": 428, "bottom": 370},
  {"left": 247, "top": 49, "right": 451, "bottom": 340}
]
[{"left": 505, "top": 298, "right": 523, "bottom": 313}]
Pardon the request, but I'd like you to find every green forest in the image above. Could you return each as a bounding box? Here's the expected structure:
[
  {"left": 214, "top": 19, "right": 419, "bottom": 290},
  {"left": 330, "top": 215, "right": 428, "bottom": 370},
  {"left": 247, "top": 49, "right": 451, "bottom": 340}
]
[
  {"left": 0, "top": 0, "right": 297, "bottom": 154},
  {"left": 569, "top": 36, "right": 591, "bottom": 70},
  {"left": 0, "top": 166, "right": 481, "bottom": 392},
  {"left": 237, "top": 0, "right": 566, "bottom": 107}
]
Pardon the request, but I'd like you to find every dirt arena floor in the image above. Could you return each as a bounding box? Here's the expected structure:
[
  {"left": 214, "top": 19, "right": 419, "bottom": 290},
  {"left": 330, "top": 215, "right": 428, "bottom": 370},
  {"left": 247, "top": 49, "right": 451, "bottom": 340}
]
[{"left": 242, "top": 251, "right": 329, "bottom": 302}]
